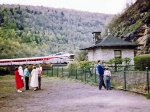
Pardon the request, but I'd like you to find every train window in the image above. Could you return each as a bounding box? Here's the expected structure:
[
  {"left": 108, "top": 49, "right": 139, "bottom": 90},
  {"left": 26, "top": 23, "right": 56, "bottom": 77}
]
[
  {"left": 14, "top": 60, "right": 25, "bottom": 62},
  {"left": 55, "top": 52, "right": 65, "bottom": 55},
  {"left": 1, "top": 61, "right": 9, "bottom": 63}
]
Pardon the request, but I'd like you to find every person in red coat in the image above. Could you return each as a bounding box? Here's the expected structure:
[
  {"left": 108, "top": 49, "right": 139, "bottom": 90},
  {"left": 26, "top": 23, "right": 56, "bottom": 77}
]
[{"left": 14, "top": 67, "right": 24, "bottom": 92}]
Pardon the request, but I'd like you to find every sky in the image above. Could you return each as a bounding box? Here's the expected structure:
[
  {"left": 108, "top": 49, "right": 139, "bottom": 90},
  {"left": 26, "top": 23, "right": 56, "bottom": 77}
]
[{"left": 0, "top": 0, "right": 136, "bottom": 14}]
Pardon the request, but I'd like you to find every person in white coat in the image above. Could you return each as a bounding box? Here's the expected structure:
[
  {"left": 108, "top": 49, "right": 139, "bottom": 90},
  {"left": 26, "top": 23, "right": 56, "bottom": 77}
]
[{"left": 30, "top": 66, "right": 38, "bottom": 91}]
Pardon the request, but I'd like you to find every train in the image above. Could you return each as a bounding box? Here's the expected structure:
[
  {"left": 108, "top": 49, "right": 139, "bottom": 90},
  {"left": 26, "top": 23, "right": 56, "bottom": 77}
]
[{"left": 0, "top": 52, "right": 75, "bottom": 66}]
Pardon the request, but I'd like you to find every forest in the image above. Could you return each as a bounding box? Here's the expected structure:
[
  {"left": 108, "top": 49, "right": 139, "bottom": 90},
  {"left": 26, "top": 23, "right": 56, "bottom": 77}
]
[{"left": 0, "top": 5, "right": 112, "bottom": 59}]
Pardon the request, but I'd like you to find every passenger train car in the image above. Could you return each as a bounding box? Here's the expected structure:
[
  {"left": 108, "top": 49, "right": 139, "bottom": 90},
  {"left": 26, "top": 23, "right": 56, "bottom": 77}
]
[{"left": 0, "top": 52, "right": 75, "bottom": 66}]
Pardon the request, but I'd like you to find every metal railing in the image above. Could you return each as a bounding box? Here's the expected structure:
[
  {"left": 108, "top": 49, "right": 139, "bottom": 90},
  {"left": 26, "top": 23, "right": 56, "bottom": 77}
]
[{"left": 43, "top": 66, "right": 150, "bottom": 94}]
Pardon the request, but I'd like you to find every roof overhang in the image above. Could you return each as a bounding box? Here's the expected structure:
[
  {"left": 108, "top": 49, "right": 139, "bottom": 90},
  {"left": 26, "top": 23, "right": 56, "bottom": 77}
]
[{"left": 80, "top": 45, "right": 138, "bottom": 50}]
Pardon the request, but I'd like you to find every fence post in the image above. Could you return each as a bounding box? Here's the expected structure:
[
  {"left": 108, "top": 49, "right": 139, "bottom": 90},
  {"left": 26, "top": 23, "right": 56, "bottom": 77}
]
[
  {"left": 71, "top": 69, "right": 72, "bottom": 77},
  {"left": 75, "top": 67, "right": 77, "bottom": 79},
  {"left": 62, "top": 67, "right": 63, "bottom": 77},
  {"left": 52, "top": 66, "right": 53, "bottom": 77},
  {"left": 146, "top": 67, "right": 149, "bottom": 93},
  {"left": 123, "top": 67, "right": 127, "bottom": 91},
  {"left": 68, "top": 69, "right": 70, "bottom": 78},
  {"left": 57, "top": 67, "right": 58, "bottom": 77},
  {"left": 115, "top": 63, "right": 117, "bottom": 72},
  {"left": 84, "top": 67, "right": 86, "bottom": 82},
  {"left": 94, "top": 67, "right": 97, "bottom": 83},
  {"left": 47, "top": 69, "right": 48, "bottom": 76}
]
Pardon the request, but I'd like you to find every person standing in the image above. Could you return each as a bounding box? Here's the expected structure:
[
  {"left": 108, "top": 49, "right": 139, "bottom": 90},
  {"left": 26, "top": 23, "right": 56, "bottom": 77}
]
[
  {"left": 18, "top": 66, "right": 24, "bottom": 77},
  {"left": 24, "top": 66, "right": 30, "bottom": 90},
  {"left": 104, "top": 66, "right": 111, "bottom": 90},
  {"left": 97, "top": 60, "right": 106, "bottom": 90},
  {"left": 14, "top": 67, "right": 24, "bottom": 92},
  {"left": 30, "top": 66, "right": 38, "bottom": 91},
  {"left": 37, "top": 65, "right": 43, "bottom": 90}
]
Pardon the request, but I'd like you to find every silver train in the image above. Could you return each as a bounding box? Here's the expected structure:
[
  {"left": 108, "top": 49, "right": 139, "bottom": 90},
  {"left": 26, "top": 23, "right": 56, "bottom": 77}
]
[{"left": 0, "top": 52, "right": 75, "bottom": 66}]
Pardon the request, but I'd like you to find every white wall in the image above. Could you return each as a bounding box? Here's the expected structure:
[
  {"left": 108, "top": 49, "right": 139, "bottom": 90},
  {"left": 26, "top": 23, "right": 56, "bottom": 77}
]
[
  {"left": 87, "top": 48, "right": 102, "bottom": 61},
  {"left": 122, "top": 49, "right": 134, "bottom": 65},
  {"left": 101, "top": 49, "right": 114, "bottom": 61},
  {"left": 87, "top": 48, "right": 135, "bottom": 65},
  {"left": 87, "top": 50, "right": 94, "bottom": 61}
]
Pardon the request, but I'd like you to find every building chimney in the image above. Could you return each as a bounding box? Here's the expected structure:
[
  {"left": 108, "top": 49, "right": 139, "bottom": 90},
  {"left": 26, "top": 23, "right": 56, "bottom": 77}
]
[{"left": 92, "top": 31, "right": 101, "bottom": 44}]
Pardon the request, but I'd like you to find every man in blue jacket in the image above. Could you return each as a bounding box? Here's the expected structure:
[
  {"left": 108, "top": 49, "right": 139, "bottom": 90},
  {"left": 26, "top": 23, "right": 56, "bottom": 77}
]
[
  {"left": 97, "top": 60, "right": 106, "bottom": 90},
  {"left": 24, "top": 66, "right": 30, "bottom": 90}
]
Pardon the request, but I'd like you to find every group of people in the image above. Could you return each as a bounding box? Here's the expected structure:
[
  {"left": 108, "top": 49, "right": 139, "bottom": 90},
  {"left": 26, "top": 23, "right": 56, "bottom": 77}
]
[
  {"left": 14, "top": 65, "right": 43, "bottom": 92},
  {"left": 14, "top": 60, "right": 110, "bottom": 92},
  {"left": 97, "top": 60, "right": 111, "bottom": 90}
]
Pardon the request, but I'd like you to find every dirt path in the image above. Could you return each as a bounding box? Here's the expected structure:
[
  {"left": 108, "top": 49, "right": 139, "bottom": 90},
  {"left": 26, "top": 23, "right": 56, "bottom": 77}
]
[{"left": 0, "top": 77, "right": 150, "bottom": 112}]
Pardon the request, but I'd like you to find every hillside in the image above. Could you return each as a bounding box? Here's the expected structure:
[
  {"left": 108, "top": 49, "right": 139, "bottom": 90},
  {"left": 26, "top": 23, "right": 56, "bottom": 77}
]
[
  {"left": 0, "top": 4, "right": 112, "bottom": 59},
  {"left": 107, "top": 0, "right": 150, "bottom": 54}
]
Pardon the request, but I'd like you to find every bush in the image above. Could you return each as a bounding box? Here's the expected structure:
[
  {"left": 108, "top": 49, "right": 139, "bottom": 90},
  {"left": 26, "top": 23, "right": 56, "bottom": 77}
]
[
  {"left": 67, "top": 61, "right": 78, "bottom": 70},
  {"left": 67, "top": 61, "right": 95, "bottom": 70},
  {"left": 130, "top": 20, "right": 142, "bottom": 32},
  {"left": 78, "top": 61, "right": 95, "bottom": 70},
  {"left": 107, "top": 57, "right": 131, "bottom": 65},
  {"left": 0, "top": 67, "right": 10, "bottom": 75},
  {"left": 145, "top": 93, "right": 150, "bottom": 99},
  {"left": 75, "top": 51, "right": 88, "bottom": 61},
  {"left": 134, "top": 54, "right": 150, "bottom": 70},
  {"left": 123, "top": 57, "right": 131, "bottom": 65}
]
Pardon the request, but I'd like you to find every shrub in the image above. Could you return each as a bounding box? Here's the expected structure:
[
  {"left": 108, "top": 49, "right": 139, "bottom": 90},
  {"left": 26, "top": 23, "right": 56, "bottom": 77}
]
[
  {"left": 67, "top": 61, "right": 78, "bottom": 70},
  {"left": 107, "top": 57, "right": 132, "bottom": 65},
  {"left": 130, "top": 20, "right": 142, "bottom": 32},
  {"left": 0, "top": 67, "right": 10, "bottom": 75},
  {"left": 78, "top": 61, "right": 95, "bottom": 70},
  {"left": 145, "top": 93, "right": 150, "bottom": 99},
  {"left": 67, "top": 61, "right": 95, "bottom": 70},
  {"left": 123, "top": 57, "right": 131, "bottom": 65},
  {"left": 75, "top": 51, "right": 88, "bottom": 61},
  {"left": 134, "top": 54, "right": 150, "bottom": 70},
  {"left": 106, "top": 57, "right": 132, "bottom": 71}
]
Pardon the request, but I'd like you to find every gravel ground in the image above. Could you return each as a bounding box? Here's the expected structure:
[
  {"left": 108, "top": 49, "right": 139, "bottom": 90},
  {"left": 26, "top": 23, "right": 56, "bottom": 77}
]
[{"left": 0, "top": 77, "right": 150, "bottom": 112}]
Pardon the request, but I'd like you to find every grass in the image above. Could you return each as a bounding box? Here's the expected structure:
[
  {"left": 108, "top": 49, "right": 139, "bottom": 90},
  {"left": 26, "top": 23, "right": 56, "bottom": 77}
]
[
  {"left": 0, "top": 75, "right": 14, "bottom": 80},
  {"left": 0, "top": 75, "right": 15, "bottom": 98},
  {"left": 145, "top": 93, "right": 150, "bottom": 99}
]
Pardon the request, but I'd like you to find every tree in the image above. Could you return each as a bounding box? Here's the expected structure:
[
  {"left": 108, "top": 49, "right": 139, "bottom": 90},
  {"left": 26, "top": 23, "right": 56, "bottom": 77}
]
[{"left": 75, "top": 51, "right": 88, "bottom": 61}]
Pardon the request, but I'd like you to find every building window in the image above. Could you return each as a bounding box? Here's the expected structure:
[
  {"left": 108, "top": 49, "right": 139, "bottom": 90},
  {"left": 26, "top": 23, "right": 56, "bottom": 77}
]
[{"left": 114, "top": 50, "right": 122, "bottom": 64}]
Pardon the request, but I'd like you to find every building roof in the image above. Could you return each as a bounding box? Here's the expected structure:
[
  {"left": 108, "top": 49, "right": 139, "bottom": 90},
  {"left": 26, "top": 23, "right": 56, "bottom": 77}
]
[{"left": 80, "top": 35, "right": 138, "bottom": 50}]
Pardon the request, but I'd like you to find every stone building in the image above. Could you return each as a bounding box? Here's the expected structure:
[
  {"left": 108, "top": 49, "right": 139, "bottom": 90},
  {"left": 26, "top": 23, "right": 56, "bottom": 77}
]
[{"left": 81, "top": 32, "right": 138, "bottom": 65}]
